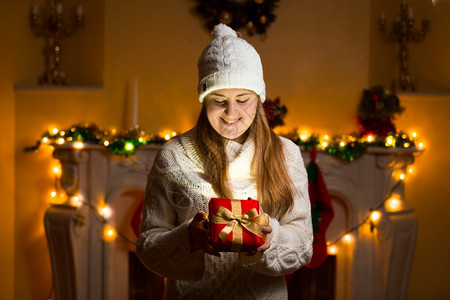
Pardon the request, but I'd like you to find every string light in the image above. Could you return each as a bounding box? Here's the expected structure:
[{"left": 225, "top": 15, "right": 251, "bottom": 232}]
[
  {"left": 52, "top": 165, "right": 61, "bottom": 176},
  {"left": 387, "top": 196, "right": 402, "bottom": 211},
  {"left": 328, "top": 245, "right": 338, "bottom": 255},
  {"left": 35, "top": 124, "right": 424, "bottom": 249},
  {"left": 370, "top": 211, "right": 381, "bottom": 222},
  {"left": 73, "top": 141, "right": 84, "bottom": 149},
  {"left": 343, "top": 234, "right": 352, "bottom": 244},
  {"left": 103, "top": 225, "right": 117, "bottom": 242},
  {"left": 99, "top": 205, "right": 112, "bottom": 219}
]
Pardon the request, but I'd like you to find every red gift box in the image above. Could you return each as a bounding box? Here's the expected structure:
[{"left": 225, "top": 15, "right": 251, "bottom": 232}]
[{"left": 208, "top": 198, "right": 269, "bottom": 252}]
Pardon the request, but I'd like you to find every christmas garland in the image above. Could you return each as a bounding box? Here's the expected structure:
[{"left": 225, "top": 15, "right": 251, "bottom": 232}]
[
  {"left": 25, "top": 87, "right": 421, "bottom": 160},
  {"left": 25, "top": 123, "right": 418, "bottom": 161},
  {"left": 194, "top": 0, "right": 280, "bottom": 36}
]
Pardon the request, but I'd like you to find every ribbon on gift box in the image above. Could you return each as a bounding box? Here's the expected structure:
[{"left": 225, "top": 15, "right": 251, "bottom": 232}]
[{"left": 211, "top": 202, "right": 269, "bottom": 251}]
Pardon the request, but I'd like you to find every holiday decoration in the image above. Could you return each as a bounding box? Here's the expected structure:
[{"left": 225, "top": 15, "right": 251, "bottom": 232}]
[
  {"left": 209, "top": 198, "right": 269, "bottom": 252},
  {"left": 263, "top": 96, "right": 287, "bottom": 128},
  {"left": 194, "top": 0, "right": 280, "bottom": 36},
  {"left": 25, "top": 124, "right": 172, "bottom": 156},
  {"left": 306, "top": 147, "right": 334, "bottom": 268},
  {"left": 357, "top": 86, "right": 405, "bottom": 137}
]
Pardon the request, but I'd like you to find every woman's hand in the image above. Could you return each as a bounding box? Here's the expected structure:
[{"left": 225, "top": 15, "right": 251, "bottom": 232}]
[
  {"left": 257, "top": 225, "right": 272, "bottom": 251},
  {"left": 188, "top": 212, "right": 220, "bottom": 257}
]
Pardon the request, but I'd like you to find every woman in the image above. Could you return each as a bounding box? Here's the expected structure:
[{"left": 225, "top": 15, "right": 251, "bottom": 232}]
[{"left": 136, "top": 23, "right": 313, "bottom": 299}]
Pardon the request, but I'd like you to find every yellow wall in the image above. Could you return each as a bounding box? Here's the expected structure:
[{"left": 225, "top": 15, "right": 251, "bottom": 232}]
[{"left": 1, "top": 0, "right": 450, "bottom": 299}]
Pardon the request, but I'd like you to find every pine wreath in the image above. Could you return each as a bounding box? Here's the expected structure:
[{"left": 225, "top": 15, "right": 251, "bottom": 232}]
[{"left": 194, "top": 0, "right": 280, "bottom": 36}]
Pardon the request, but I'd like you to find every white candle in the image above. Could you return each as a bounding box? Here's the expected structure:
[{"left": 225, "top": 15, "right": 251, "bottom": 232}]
[
  {"left": 56, "top": 3, "right": 62, "bottom": 15},
  {"left": 133, "top": 77, "right": 139, "bottom": 128},
  {"left": 408, "top": 7, "right": 414, "bottom": 19},
  {"left": 76, "top": 5, "right": 83, "bottom": 16},
  {"left": 31, "top": 5, "right": 39, "bottom": 15}
]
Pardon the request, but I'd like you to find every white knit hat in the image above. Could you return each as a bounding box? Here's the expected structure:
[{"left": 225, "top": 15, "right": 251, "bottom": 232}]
[{"left": 197, "top": 24, "right": 266, "bottom": 103}]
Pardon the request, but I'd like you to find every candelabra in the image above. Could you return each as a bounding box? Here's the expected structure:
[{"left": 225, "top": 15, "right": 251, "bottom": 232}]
[
  {"left": 379, "top": 1, "right": 430, "bottom": 91},
  {"left": 29, "top": 1, "right": 84, "bottom": 86}
]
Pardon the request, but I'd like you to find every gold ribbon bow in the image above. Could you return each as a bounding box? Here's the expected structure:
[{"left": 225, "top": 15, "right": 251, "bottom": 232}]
[{"left": 211, "top": 201, "right": 269, "bottom": 251}]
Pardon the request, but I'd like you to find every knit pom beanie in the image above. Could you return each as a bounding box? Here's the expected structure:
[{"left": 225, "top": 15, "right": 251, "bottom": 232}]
[{"left": 197, "top": 23, "right": 266, "bottom": 103}]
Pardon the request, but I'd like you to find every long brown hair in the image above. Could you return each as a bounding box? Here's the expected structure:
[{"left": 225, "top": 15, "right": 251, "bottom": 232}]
[{"left": 194, "top": 101, "right": 295, "bottom": 217}]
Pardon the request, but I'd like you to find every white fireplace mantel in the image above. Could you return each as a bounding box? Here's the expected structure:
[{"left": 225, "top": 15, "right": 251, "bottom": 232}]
[{"left": 45, "top": 144, "right": 421, "bottom": 300}]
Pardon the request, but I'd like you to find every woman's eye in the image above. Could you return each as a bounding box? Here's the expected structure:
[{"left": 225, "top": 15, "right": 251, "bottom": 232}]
[
  {"left": 214, "top": 100, "right": 226, "bottom": 105},
  {"left": 237, "top": 98, "right": 249, "bottom": 104}
]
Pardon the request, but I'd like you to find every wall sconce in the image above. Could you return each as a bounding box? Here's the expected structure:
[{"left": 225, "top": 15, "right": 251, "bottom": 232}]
[
  {"left": 379, "top": 1, "right": 430, "bottom": 91},
  {"left": 29, "top": 0, "right": 84, "bottom": 86}
]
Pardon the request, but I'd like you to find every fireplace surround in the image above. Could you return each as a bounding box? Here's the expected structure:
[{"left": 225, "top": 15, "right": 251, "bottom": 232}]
[{"left": 45, "top": 144, "right": 420, "bottom": 299}]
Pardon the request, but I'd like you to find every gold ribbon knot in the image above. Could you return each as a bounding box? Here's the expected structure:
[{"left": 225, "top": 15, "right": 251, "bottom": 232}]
[{"left": 211, "top": 202, "right": 269, "bottom": 251}]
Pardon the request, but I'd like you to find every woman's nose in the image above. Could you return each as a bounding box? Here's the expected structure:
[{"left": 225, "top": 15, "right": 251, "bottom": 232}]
[{"left": 225, "top": 101, "right": 237, "bottom": 115}]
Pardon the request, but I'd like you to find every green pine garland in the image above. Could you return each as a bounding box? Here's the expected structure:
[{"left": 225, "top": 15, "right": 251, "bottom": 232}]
[{"left": 25, "top": 124, "right": 419, "bottom": 161}]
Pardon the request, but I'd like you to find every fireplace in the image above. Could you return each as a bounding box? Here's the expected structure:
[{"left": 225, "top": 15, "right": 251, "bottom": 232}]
[{"left": 45, "top": 144, "right": 420, "bottom": 300}]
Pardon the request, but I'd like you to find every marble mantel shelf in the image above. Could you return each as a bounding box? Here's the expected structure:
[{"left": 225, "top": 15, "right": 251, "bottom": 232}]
[{"left": 45, "top": 144, "right": 421, "bottom": 300}]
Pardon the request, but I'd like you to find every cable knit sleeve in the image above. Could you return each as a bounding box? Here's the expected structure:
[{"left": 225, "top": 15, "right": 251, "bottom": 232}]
[
  {"left": 240, "top": 138, "right": 313, "bottom": 275},
  {"left": 136, "top": 145, "right": 205, "bottom": 280}
]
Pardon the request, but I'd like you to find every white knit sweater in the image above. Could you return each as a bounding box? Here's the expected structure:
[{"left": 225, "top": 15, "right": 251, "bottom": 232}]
[{"left": 136, "top": 130, "right": 313, "bottom": 300}]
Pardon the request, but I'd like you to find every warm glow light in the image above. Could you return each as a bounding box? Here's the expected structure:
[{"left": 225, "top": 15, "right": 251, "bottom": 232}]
[
  {"left": 111, "top": 129, "right": 117, "bottom": 134},
  {"left": 73, "top": 141, "right": 84, "bottom": 149},
  {"left": 103, "top": 225, "right": 117, "bottom": 242},
  {"left": 367, "top": 135, "right": 374, "bottom": 142},
  {"left": 344, "top": 234, "right": 352, "bottom": 243},
  {"left": 411, "top": 132, "right": 417, "bottom": 138},
  {"left": 71, "top": 195, "right": 82, "bottom": 207},
  {"left": 339, "top": 141, "right": 346, "bottom": 147},
  {"left": 52, "top": 165, "right": 61, "bottom": 176},
  {"left": 60, "top": 130, "right": 66, "bottom": 136},
  {"left": 172, "top": 131, "right": 177, "bottom": 137},
  {"left": 387, "top": 196, "right": 402, "bottom": 211},
  {"left": 104, "top": 141, "right": 110, "bottom": 146},
  {"left": 399, "top": 172, "right": 405, "bottom": 180},
  {"left": 323, "top": 134, "right": 329, "bottom": 140},
  {"left": 138, "top": 137, "right": 144, "bottom": 143},
  {"left": 321, "top": 141, "right": 328, "bottom": 148},
  {"left": 164, "top": 134, "right": 171, "bottom": 141},
  {"left": 408, "top": 167, "right": 415, "bottom": 174},
  {"left": 328, "top": 245, "right": 338, "bottom": 254},
  {"left": 418, "top": 142, "right": 424, "bottom": 148},
  {"left": 370, "top": 211, "right": 381, "bottom": 222},
  {"left": 42, "top": 137, "right": 49, "bottom": 143},
  {"left": 56, "top": 137, "right": 65, "bottom": 145},
  {"left": 50, "top": 191, "right": 66, "bottom": 204},
  {"left": 403, "top": 142, "right": 410, "bottom": 148},
  {"left": 100, "top": 205, "right": 112, "bottom": 219},
  {"left": 386, "top": 136, "right": 394, "bottom": 146},
  {"left": 124, "top": 142, "right": 134, "bottom": 151},
  {"left": 51, "top": 128, "right": 59, "bottom": 135}
]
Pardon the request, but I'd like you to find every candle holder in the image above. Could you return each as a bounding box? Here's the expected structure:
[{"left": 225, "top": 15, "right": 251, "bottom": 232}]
[
  {"left": 29, "top": 1, "right": 84, "bottom": 86},
  {"left": 379, "top": 1, "right": 430, "bottom": 91}
]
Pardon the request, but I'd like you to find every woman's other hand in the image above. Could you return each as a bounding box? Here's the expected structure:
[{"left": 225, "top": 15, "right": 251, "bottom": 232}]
[{"left": 188, "top": 211, "right": 220, "bottom": 257}]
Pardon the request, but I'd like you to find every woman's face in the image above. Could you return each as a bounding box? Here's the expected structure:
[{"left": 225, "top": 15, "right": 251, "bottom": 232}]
[{"left": 204, "top": 88, "right": 259, "bottom": 143}]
